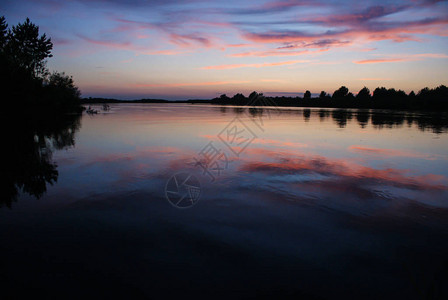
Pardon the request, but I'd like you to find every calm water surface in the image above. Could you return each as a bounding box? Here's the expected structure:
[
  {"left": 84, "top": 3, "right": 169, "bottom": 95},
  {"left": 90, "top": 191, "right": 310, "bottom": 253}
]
[{"left": 1, "top": 104, "right": 448, "bottom": 299}]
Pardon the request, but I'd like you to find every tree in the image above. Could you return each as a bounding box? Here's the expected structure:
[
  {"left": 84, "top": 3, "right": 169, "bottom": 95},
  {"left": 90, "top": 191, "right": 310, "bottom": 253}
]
[
  {"left": 249, "top": 91, "right": 259, "bottom": 101},
  {"left": 1, "top": 16, "right": 81, "bottom": 113},
  {"left": 4, "top": 17, "right": 53, "bottom": 78},
  {"left": 304, "top": 90, "right": 311, "bottom": 99},
  {"left": 0, "top": 16, "right": 7, "bottom": 49},
  {"left": 356, "top": 87, "right": 371, "bottom": 101},
  {"left": 373, "top": 87, "right": 388, "bottom": 99},
  {"left": 232, "top": 93, "right": 246, "bottom": 104},
  {"left": 42, "top": 71, "right": 82, "bottom": 112},
  {"left": 417, "top": 87, "right": 430, "bottom": 98},
  {"left": 47, "top": 72, "right": 80, "bottom": 98},
  {"left": 332, "top": 86, "right": 349, "bottom": 99},
  {"left": 319, "top": 91, "right": 327, "bottom": 98},
  {"left": 218, "top": 93, "right": 230, "bottom": 102}
]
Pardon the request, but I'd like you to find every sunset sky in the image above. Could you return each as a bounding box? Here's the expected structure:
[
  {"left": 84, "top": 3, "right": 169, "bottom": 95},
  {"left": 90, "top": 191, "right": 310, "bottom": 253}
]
[{"left": 2, "top": 0, "right": 448, "bottom": 99}]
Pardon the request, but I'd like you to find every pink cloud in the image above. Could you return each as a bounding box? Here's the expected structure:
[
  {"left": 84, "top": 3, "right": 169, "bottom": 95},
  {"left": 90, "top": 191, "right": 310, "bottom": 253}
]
[
  {"left": 120, "top": 58, "right": 134, "bottom": 63},
  {"left": 78, "top": 34, "right": 191, "bottom": 56},
  {"left": 229, "top": 48, "right": 330, "bottom": 57},
  {"left": 354, "top": 58, "right": 405, "bottom": 64},
  {"left": 227, "top": 43, "right": 253, "bottom": 48},
  {"left": 413, "top": 53, "right": 448, "bottom": 58},
  {"left": 360, "top": 47, "right": 377, "bottom": 52},
  {"left": 354, "top": 53, "right": 448, "bottom": 64},
  {"left": 77, "top": 35, "right": 133, "bottom": 51},
  {"left": 201, "top": 60, "right": 309, "bottom": 70},
  {"left": 357, "top": 78, "right": 391, "bottom": 81},
  {"left": 260, "top": 79, "right": 283, "bottom": 82},
  {"left": 142, "top": 50, "right": 186, "bottom": 55},
  {"left": 132, "top": 80, "right": 250, "bottom": 88},
  {"left": 169, "top": 33, "right": 214, "bottom": 48},
  {"left": 241, "top": 14, "right": 448, "bottom": 47}
]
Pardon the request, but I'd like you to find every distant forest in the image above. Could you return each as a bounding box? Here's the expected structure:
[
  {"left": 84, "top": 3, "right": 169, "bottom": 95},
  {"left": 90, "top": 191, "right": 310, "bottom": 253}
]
[
  {"left": 84, "top": 85, "right": 448, "bottom": 111},
  {"left": 208, "top": 86, "right": 448, "bottom": 110}
]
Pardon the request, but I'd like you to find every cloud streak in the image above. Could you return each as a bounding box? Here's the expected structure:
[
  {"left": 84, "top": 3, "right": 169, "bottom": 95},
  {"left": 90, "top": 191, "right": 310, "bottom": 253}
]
[
  {"left": 354, "top": 53, "right": 448, "bottom": 64},
  {"left": 133, "top": 80, "right": 250, "bottom": 88},
  {"left": 354, "top": 58, "right": 405, "bottom": 64},
  {"left": 201, "top": 60, "right": 309, "bottom": 70},
  {"left": 6, "top": 0, "right": 448, "bottom": 97}
]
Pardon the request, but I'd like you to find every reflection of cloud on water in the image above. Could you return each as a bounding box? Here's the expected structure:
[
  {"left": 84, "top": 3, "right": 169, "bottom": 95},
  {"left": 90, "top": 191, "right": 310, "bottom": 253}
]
[
  {"left": 232, "top": 148, "right": 448, "bottom": 211},
  {"left": 348, "top": 145, "right": 447, "bottom": 160}
]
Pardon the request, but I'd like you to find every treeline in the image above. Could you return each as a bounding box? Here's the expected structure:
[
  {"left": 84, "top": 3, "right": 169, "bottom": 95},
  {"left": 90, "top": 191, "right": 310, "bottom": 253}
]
[
  {"left": 211, "top": 85, "right": 448, "bottom": 110},
  {"left": 81, "top": 97, "right": 171, "bottom": 104},
  {"left": 0, "top": 16, "right": 82, "bottom": 114}
]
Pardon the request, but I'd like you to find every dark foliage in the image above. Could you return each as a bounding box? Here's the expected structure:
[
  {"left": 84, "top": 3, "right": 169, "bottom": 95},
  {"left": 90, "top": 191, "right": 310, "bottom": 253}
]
[
  {"left": 0, "top": 16, "right": 82, "bottom": 114},
  {"left": 319, "top": 91, "right": 328, "bottom": 99},
  {"left": 332, "top": 86, "right": 349, "bottom": 99},
  {"left": 304, "top": 90, "right": 311, "bottom": 100},
  {"left": 0, "top": 16, "right": 7, "bottom": 48}
]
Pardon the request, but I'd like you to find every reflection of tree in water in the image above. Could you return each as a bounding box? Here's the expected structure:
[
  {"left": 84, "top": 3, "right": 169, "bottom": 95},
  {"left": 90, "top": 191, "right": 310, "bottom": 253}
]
[
  {"left": 407, "top": 113, "right": 448, "bottom": 134},
  {"left": 371, "top": 112, "right": 406, "bottom": 129},
  {"left": 313, "top": 109, "right": 448, "bottom": 133},
  {"left": 248, "top": 107, "right": 263, "bottom": 117},
  {"left": 218, "top": 106, "right": 448, "bottom": 133},
  {"left": 233, "top": 107, "right": 245, "bottom": 114},
  {"left": 355, "top": 110, "right": 370, "bottom": 128},
  {"left": 318, "top": 109, "right": 331, "bottom": 122},
  {"left": 1, "top": 114, "right": 81, "bottom": 208},
  {"left": 219, "top": 106, "right": 227, "bottom": 114},
  {"left": 303, "top": 109, "right": 311, "bottom": 122},
  {"left": 332, "top": 110, "right": 353, "bottom": 128},
  {"left": 370, "top": 111, "right": 448, "bottom": 134}
]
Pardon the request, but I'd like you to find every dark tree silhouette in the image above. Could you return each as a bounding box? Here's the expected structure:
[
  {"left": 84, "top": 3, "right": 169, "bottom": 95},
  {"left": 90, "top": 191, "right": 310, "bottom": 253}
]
[
  {"left": 372, "top": 87, "right": 407, "bottom": 108},
  {"left": 332, "top": 86, "right": 349, "bottom": 99},
  {"left": 356, "top": 87, "right": 371, "bottom": 101},
  {"left": 319, "top": 91, "right": 327, "bottom": 99},
  {"left": 232, "top": 93, "right": 246, "bottom": 103},
  {"left": 206, "top": 85, "right": 448, "bottom": 110},
  {"left": 0, "top": 16, "right": 82, "bottom": 113},
  {"left": 4, "top": 18, "right": 53, "bottom": 78},
  {"left": 304, "top": 90, "right": 311, "bottom": 99},
  {"left": 417, "top": 85, "right": 448, "bottom": 110},
  {"left": 0, "top": 16, "right": 7, "bottom": 48},
  {"left": 47, "top": 72, "right": 80, "bottom": 96},
  {"left": 249, "top": 91, "right": 259, "bottom": 102},
  {"left": 218, "top": 93, "right": 230, "bottom": 102}
]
